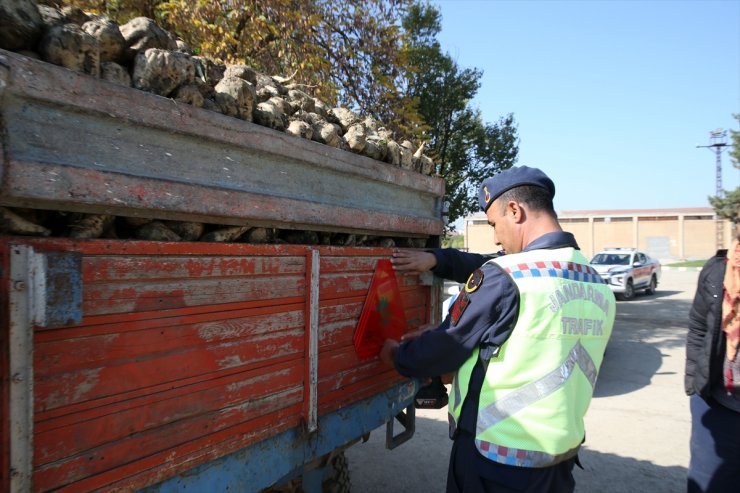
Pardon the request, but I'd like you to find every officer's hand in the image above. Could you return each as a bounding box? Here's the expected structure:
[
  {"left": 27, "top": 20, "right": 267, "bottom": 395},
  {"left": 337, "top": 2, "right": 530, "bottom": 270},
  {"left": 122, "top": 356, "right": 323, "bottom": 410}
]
[
  {"left": 379, "top": 339, "right": 399, "bottom": 368},
  {"left": 440, "top": 373, "right": 454, "bottom": 385},
  {"left": 391, "top": 249, "right": 436, "bottom": 275}
]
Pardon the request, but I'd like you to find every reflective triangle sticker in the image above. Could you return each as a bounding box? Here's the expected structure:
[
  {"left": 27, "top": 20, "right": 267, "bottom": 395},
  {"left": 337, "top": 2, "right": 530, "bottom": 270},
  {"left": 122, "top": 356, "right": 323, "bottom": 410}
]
[{"left": 354, "top": 259, "right": 408, "bottom": 360}]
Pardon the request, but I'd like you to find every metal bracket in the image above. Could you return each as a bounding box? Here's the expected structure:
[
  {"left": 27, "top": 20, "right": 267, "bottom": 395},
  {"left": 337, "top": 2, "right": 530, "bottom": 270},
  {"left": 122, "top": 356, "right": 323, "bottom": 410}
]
[
  {"left": 303, "top": 249, "right": 319, "bottom": 433},
  {"left": 29, "top": 251, "right": 82, "bottom": 328},
  {"left": 8, "top": 246, "right": 83, "bottom": 491},
  {"left": 9, "top": 245, "right": 34, "bottom": 493},
  {"left": 418, "top": 271, "right": 434, "bottom": 286},
  {"left": 385, "top": 403, "right": 415, "bottom": 450}
]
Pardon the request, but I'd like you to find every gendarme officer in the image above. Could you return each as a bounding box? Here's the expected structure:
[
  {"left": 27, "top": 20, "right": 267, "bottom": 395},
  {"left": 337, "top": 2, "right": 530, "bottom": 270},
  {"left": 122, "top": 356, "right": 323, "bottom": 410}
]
[{"left": 381, "top": 165, "right": 616, "bottom": 493}]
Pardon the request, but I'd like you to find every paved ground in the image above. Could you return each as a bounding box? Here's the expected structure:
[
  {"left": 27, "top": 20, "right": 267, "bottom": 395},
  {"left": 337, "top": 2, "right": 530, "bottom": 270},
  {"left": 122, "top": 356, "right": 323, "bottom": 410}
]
[{"left": 346, "top": 269, "right": 699, "bottom": 492}]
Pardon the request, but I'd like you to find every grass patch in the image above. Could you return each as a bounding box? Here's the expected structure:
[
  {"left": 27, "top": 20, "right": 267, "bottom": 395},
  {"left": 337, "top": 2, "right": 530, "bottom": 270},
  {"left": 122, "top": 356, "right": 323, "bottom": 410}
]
[{"left": 664, "top": 260, "right": 706, "bottom": 268}]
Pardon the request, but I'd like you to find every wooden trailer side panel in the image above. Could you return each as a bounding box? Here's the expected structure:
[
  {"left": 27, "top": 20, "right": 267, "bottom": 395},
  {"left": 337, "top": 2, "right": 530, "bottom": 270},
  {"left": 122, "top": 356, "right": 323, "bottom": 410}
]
[
  {"left": 0, "top": 239, "right": 431, "bottom": 492},
  {"left": 0, "top": 49, "right": 444, "bottom": 238},
  {"left": 316, "top": 255, "right": 428, "bottom": 414}
]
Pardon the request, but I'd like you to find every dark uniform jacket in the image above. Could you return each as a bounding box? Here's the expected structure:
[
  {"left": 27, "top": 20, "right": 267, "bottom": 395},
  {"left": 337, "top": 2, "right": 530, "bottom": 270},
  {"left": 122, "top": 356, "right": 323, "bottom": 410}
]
[{"left": 686, "top": 250, "right": 728, "bottom": 398}]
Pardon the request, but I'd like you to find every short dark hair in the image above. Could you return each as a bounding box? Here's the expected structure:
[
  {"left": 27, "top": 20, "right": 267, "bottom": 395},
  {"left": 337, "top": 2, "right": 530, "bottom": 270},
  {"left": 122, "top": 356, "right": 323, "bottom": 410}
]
[{"left": 498, "top": 185, "right": 556, "bottom": 215}]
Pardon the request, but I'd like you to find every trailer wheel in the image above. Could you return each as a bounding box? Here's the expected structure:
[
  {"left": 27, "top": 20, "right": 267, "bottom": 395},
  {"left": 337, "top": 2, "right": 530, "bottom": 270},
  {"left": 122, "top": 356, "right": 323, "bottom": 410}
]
[{"left": 322, "top": 452, "right": 351, "bottom": 493}]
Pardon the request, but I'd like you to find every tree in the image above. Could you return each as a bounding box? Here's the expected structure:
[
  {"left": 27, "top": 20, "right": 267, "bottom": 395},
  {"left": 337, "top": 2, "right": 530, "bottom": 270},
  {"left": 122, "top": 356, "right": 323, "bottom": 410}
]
[
  {"left": 731, "top": 113, "right": 740, "bottom": 170},
  {"left": 401, "top": 3, "right": 519, "bottom": 226},
  {"left": 708, "top": 114, "right": 740, "bottom": 220}
]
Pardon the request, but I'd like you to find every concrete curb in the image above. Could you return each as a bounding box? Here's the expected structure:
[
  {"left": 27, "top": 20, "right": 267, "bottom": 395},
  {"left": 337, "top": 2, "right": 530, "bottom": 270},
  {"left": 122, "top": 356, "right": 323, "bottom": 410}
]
[{"left": 661, "top": 266, "right": 703, "bottom": 272}]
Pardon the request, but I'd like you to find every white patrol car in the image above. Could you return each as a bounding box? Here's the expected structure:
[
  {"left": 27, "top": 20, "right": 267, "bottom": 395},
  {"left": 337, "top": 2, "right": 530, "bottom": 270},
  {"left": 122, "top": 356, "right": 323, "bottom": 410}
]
[{"left": 590, "top": 247, "right": 662, "bottom": 301}]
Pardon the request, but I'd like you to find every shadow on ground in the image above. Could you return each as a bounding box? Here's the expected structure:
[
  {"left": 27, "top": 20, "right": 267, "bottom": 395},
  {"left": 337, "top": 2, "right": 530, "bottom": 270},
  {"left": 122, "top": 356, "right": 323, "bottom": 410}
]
[
  {"left": 347, "top": 416, "right": 687, "bottom": 493},
  {"left": 575, "top": 448, "right": 686, "bottom": 493},
  {"left": 592, "top": 294, "right": 692, "bottom": 398},
  {"left": 347, "top": 414, "right": 450, "bottom": 493},
  {"left": 594, "top": 339, "right": 664, "bottom": 398}
]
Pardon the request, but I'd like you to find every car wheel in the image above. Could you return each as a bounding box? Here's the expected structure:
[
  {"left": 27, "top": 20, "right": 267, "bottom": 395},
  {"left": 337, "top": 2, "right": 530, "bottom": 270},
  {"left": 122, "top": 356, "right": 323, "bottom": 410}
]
[
  {"left": 618, "top": 279, "right": 635, "bottom": 301},
  {"left": 645, "top": 275, "right": 657, "bottom": 295}
]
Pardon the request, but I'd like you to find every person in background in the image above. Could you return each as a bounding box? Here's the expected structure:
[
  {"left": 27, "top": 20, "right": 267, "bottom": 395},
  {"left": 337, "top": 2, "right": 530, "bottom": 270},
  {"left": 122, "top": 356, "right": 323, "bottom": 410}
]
[
  {"left": 382, "top": 165, "right": 616, "bottom": 493},
  {"left": 685, "top": 220, "right": 740, "bottom": 492}
]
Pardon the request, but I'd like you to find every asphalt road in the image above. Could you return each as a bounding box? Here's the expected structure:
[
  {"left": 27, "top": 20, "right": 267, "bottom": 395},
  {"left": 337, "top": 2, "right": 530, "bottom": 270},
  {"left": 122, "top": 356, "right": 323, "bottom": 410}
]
[{"left": 346, "top": 269, "right": 700, "bottom": 492}]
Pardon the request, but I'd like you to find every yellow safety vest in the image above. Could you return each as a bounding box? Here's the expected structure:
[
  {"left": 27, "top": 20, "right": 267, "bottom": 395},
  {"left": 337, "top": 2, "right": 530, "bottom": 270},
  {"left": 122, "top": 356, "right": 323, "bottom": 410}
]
[{"left": 448, "top": 247, "right": 615, "bottom": 467}]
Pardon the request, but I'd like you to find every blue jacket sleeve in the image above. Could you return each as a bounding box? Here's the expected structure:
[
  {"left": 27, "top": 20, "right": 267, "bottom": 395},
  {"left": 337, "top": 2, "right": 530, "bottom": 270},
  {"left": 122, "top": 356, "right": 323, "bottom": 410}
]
[
  {"left": 430, "top": 248, "right": 503, "bottom": 284},
  {"left": 393, "top": 262, "right": 519, "bottom": 378}
]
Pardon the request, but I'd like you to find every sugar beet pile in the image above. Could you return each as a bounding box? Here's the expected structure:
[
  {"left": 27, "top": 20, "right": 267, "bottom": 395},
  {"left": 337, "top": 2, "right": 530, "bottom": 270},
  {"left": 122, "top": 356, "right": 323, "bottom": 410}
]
[{"left": 0, "top": 0, "right": 436, "bottom": 248}]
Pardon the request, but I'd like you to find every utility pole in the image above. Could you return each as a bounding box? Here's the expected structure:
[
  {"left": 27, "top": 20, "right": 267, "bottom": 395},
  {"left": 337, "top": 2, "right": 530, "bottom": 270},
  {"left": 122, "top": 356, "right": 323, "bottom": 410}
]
[{"left": 697, "top": 129, "right": 728, "bottom": 250}]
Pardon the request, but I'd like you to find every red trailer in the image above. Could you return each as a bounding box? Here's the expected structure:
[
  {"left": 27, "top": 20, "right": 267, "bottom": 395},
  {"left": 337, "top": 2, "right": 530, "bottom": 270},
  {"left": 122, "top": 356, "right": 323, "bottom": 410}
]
[{"left": 0, "top": 49, "right": 445, "bottom": 492}]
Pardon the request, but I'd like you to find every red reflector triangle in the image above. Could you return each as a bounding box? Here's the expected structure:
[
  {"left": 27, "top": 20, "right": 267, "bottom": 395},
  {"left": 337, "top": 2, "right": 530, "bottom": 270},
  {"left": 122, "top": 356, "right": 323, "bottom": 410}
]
[{"left": 354, "top": 259, "right": 408, "bottom": 360}]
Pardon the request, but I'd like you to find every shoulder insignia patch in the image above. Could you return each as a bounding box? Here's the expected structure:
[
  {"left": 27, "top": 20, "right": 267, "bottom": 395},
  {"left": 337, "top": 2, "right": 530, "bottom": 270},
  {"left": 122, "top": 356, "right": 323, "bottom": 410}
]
[
  {"left": 450, "top": 291, "right": 470, "bottom": 326},
  {"left": 465, "top": 269, "right": 484, "bottom": 293}
]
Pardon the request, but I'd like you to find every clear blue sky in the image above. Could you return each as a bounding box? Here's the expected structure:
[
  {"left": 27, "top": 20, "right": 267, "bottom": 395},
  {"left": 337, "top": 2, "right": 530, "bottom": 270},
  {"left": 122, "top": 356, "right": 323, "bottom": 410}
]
[{"left": 434, "top": 0, "right": 740, "bottom": 213}]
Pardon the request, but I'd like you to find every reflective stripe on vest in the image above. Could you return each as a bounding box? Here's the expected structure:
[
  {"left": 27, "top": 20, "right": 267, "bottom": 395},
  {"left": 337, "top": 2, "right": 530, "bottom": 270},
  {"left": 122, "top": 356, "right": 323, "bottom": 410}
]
[
  {"left": 477, "top": 340, "right": 597, "bottom": 433},
  {"left": 475, "top": 438, "right": 581, "bottom": 468},
  {"left": 506, "top": 260, "right": 604, "bottom": 284}
]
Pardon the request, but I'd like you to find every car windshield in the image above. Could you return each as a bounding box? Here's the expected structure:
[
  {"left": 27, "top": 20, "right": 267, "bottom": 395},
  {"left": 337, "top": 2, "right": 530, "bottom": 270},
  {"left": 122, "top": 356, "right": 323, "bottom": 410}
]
[{"left": 591, "top": 253, "right": 631, "bottom": 265}]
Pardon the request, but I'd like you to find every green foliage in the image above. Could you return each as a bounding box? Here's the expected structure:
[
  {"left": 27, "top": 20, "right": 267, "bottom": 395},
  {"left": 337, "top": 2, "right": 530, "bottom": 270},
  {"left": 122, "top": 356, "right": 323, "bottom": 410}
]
[
  {"left": 401, "top": 3, "right": 519, "bottom": 224},
  {"left": 709, "top": 114, "right": 740, "bottom": 219},
  {"left": 441, "top": 234, "right": 464, "bottom": 248},
  {"left": 730, "top": 113, "right": 740, "bottom": 170},
  {"left": 65, "top": 0, "right": 161, "bottom": 23},
  {"left": 709, "top": 187, "right": 740, "bottom": 220}
]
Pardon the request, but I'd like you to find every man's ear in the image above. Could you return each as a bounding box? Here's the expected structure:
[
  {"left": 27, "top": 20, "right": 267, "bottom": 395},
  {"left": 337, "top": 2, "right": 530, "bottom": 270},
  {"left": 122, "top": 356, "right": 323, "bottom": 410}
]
[{"left": 509, "top": 201, "right": 525, "bottom": 223}]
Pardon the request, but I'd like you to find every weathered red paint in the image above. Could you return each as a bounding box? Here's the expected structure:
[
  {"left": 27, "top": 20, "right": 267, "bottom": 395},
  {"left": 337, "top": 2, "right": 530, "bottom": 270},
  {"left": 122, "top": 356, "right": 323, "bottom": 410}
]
[
  {"left": 0, "top": 237, "right": 433, "bottom": 492},
  {"left": 39, "top": 405, "right": 304, "bottom": 493},
  {"left": 319, "top": 370, "right": 404, "bottom": 415},
  {"left": 83, "top": 255, "right": 306, "bottom": 282},
  {"left": 36, "top": 361, "right": 304, "bottom": 464}
]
